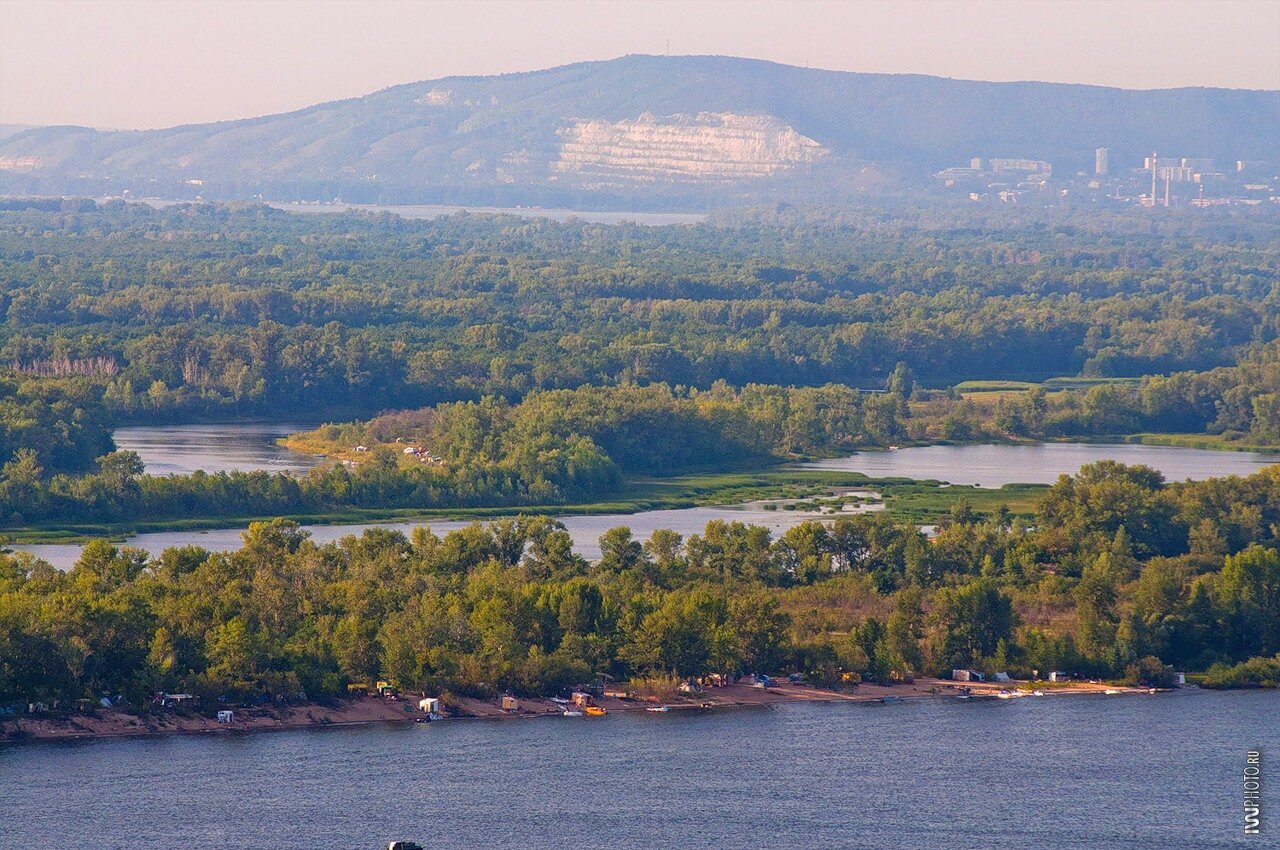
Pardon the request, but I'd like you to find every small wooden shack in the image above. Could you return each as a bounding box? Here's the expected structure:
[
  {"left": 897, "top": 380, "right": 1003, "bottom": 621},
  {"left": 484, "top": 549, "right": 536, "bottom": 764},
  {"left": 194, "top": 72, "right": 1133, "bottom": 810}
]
[
  {"left": 217, "top": 710, "right": 234, "bottom": 723},
  {"left": 418, "top": 697, "right": 440, "bottom": 715},
  {"left": 501, "top": 695, "right": 519, "bottom": 712}
]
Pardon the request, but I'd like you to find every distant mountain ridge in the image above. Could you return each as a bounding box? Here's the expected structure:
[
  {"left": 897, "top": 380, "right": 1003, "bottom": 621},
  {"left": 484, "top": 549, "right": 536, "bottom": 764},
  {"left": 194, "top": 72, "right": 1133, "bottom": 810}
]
[{"left": 1, "top": 55, "right": 1275, "bottom": 208}]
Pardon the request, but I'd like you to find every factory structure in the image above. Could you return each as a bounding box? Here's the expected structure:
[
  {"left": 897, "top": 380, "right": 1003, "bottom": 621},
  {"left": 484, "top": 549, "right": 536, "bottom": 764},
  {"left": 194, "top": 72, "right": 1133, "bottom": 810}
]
[{"left": 933, "top": 145, "right": 1275, "bottom": 208}]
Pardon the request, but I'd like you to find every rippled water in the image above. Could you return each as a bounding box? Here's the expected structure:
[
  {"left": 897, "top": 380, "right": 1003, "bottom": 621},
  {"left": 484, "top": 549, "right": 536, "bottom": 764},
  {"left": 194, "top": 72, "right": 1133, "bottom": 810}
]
[
  {"left": 803, "top": 442, "right": 1279, "bottom": 488},
  {"left": 3, "top": 690, "right": 1274, "bottom": 849}
]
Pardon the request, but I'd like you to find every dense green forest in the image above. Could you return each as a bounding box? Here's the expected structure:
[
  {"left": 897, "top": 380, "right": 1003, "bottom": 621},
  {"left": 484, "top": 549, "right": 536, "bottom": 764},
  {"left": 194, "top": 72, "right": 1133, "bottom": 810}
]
[
  {"left": 1, "top": 198, "right": 1278, "bottom": 531},
  {"left": 1, "top": 199, "right": 1277, "bottom": 434},
  {"left": 8, "top": 362, "right": 1279, "bottom": 531},
  {"left": 2, "top": 197, "right": 1277, "bottom": 487},
  {"left": 4, "top": 460, "right": 1280, "bottom": 708},
  {"left": 0, "top": 382, "right": 886, "bottom": 528},
  {"left": 0, "top": 375, "right": 113, "bottom": 474},
  {"left": 3, "top": 199, "right": 1280, "bottom": 709}
]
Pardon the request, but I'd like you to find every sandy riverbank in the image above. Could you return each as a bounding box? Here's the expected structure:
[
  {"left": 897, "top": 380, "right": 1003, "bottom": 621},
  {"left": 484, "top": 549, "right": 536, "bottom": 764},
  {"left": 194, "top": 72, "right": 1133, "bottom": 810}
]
[{"left": 0, "top": 678, "right": 1156, "bottom": 744}]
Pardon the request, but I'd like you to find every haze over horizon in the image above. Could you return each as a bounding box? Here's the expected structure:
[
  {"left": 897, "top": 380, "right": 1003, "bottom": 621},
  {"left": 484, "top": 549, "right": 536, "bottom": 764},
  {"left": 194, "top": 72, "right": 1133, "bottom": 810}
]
[{"left": 1, "top": 0, "right": 1278, "bottom": 131}]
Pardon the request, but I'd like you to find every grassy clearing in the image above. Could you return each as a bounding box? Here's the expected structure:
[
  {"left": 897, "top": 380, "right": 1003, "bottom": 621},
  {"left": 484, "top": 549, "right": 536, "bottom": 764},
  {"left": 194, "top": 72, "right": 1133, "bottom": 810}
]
[
  {"left": 1121, "top": 433, "right": 1280, "bottom": 454},
  {"left": 1041, "top": 376, "right": 1140, "bottom": 389},
  {"left": 952, "top": 380, "right": 1039, "bottom": 393},
  {"left": 876, "top": 482, "right": 1046, "bottom": 524},
  {"left": 953, "top": 376, "right": 1141, "bottom": 393}
]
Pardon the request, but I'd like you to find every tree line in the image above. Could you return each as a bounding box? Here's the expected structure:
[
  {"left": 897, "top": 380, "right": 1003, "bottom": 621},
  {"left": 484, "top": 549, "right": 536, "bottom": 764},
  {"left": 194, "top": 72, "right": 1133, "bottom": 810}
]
[
  {"left": 0, "top": 382, "right": 896, "bottom": 528},
  {"left": 5, "top": 363, "right": 1278, "bottom": 531},
  {"left": 3, "top": 460, "right": 1280, "bottom": 710},
  {"left": 1, "top": 199, "right": 1275, "bottom": 426}
]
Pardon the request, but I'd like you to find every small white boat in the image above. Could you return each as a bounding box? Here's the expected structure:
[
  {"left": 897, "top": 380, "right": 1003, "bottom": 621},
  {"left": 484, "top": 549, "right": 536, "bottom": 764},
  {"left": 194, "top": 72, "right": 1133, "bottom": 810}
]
[
  {"left": 551, "top": 696, "right": 569, "bottom": 704},
  {"left": 1104, "top": 688, "right": 1122, "bottom": 695},
  {"left": 562, "top": 709, "right": 583, "bottom": 717},
  {"left": 1032, "top": 690, "right": 1045, "bottom": 697},
  {"left": 646, "top": 705, "right": 670, "bottom": 713}
]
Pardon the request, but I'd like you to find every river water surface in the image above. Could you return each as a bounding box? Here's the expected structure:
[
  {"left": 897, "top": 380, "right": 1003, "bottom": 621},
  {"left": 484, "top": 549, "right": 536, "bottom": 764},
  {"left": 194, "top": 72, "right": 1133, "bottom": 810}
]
[
  {"left": 269, "top": 200, "right": 707, "bottom": 226},
  {"left": 12, "top": 504, "right": 850, "bottom": 570},
  {"left": 3, "top": 689, "right": 1274, "bottom": 849},
  {"left": 802, "top": 442, "right": 1280, "bottom": 487},
  {"left": 113, "top": 423, "right": 322, "bottom": 476},
  {"left": 14, "top": 427, "right": 1277, "bottom": 570}
]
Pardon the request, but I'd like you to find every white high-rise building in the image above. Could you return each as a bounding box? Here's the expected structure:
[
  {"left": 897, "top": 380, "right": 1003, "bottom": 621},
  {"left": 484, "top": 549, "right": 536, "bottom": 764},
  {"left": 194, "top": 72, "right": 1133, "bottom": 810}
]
[{"left": 1095, "top": 147, "right": 1109, "bottom": 176}]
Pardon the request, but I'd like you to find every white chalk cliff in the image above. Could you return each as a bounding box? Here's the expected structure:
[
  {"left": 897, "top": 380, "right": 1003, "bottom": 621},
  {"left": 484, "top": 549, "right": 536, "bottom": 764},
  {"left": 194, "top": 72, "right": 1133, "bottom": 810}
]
[{"left": 552, "top": 113, "right": 828, "bottom": 183}]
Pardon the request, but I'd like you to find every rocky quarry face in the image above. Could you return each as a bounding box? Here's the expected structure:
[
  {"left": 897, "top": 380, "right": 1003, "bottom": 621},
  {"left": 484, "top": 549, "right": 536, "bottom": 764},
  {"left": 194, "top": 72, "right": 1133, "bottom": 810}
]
[{"left": 551, "top": 112, "right": 828, "bottom": 184}]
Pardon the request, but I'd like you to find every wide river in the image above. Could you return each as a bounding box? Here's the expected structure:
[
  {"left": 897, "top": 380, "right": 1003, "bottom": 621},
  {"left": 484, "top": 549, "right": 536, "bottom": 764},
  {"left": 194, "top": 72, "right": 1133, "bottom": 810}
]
[
  {"left": 12, "top": 426, "right": 1276, "bottom": 570},
  {"left": 272, "top": 201, "right": 707, "bottom": 226},
  {"left": 3, "top": 689, "right": 1274, "bottom": 849},
  {"left": 114, "top": 423, "right": 1277, "bottom": 485},
  {"left": 138, "top": 198, "right": 707, "bottom": 227},
  {"left": 802, "top": 441, "right": 1280, "bottom": 487}
]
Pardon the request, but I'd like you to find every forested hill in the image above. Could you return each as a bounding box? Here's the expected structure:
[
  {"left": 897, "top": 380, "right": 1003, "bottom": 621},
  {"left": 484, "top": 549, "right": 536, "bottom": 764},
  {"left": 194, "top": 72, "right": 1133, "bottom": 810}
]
[{"left": 1, "top": 55, "right": 1275, "bottom": 206}]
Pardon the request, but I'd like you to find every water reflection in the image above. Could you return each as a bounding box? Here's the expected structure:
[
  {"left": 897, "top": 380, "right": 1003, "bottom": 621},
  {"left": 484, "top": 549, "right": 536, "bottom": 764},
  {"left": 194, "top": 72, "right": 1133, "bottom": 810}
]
[
  {"left": 802, "top": 442, "right": 1278, "bottom": 487},
  {"left": 112, "top": 423, "right": 323, "bottom": 476}
]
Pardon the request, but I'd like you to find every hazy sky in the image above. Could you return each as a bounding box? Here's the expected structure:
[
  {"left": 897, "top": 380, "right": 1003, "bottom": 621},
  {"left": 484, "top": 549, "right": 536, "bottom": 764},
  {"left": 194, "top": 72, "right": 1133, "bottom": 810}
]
[{"left": 2, "top": 0, "right": 1277, "bottom": 130}]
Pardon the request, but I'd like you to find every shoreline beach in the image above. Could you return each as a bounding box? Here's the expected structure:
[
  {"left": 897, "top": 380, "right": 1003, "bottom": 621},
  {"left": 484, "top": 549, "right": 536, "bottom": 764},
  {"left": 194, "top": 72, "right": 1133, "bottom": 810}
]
[{"left": 0, "top": 678, "right": 1158, "bottom": 744}]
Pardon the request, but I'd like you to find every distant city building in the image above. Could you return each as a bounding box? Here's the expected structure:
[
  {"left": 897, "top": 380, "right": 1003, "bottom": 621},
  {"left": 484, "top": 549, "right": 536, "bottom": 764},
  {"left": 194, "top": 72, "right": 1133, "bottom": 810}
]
[
  {"left": 970, "top": 157, "right": 983, "bottom": 170},
  {"left": 1095, "top": 148, "right": 1109, "bottom": 176},
  {"left": 932, "top": 166, "right": 983, "bottom": 186},
  {"left": 1158, "top": 165, "right": 1196, "bottom": 183},
  {"left": 990, "top": 158, "right": 1051, "bottom": 174},
  {"left": 1144, "top": 156, "right": 1215, "bottom": 173},
  {"left": 1141, "top": 155, "right": 1218, "bottom": 185}
]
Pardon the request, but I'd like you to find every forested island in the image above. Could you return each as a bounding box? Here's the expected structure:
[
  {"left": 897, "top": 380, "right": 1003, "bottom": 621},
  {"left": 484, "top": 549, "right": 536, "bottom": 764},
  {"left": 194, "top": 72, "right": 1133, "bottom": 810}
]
[
  {"left": 3, "top": 459, "right": 1280, "bottom": 714},
  {"left": 2, "top": 199, "right": 1278, "bottom": 531},
  {"left": 2, "top": 198, "right": 1280, "bottom": 716}
]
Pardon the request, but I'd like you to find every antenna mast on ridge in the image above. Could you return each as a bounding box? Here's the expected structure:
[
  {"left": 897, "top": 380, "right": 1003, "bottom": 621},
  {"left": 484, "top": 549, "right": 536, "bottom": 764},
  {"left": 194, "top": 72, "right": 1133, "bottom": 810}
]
[{"left": 1150, "top": 150, "right": 1158, "bottom": 208}]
